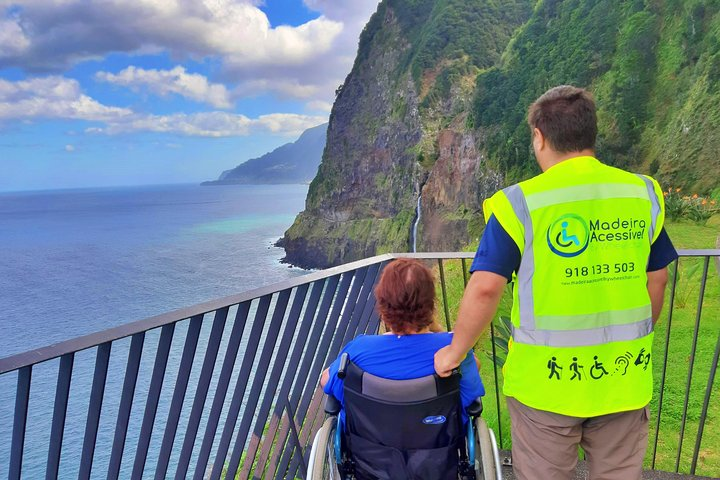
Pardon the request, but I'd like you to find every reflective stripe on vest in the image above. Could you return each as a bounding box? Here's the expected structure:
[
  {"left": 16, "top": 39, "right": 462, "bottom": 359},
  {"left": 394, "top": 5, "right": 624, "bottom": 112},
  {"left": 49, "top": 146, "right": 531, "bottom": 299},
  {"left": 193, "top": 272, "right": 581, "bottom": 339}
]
[
  {"left": 503, "top": 180, "right": 661, "bottom": 348},
  {"left": 635, "top": 174, "right": 661, "bottom": 243}
]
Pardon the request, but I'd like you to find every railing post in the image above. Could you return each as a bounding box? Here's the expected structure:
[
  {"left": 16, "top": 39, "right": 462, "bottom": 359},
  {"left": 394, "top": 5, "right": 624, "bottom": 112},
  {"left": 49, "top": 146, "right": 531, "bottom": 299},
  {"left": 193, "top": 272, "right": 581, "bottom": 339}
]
[
  {"left": 79, "top": 342, "right": 111, "bottom": 480},
  {"left": 108, "top": 332, "right": 145, "bottom": 479},
  {"left": 9, "top": 366, "right": 32, "bottom": 480},
  {"left": 651, "top": 257, "right": 679, "bottom": 469},
  {"left": 691, "top": 328, "right": 720, "bottom": 475},
  {"left": 675, "top": 256, "right": 710, "bottom": 473},
  {"left": 132, "top": 324, "right": 176, "bottom": 479},
  {"left": 46, "top": 353, "right": 75, "bottom": 480},
  {"left": 438, "top": 259, "right": 451, "bottom": 331}
]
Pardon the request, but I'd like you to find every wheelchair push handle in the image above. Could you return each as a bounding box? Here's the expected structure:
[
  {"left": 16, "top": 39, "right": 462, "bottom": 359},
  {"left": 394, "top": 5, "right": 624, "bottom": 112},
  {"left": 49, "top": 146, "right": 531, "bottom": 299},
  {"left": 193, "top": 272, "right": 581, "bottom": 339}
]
[{"left": 338, "top": 352, "right": 349, "bottom": 379}]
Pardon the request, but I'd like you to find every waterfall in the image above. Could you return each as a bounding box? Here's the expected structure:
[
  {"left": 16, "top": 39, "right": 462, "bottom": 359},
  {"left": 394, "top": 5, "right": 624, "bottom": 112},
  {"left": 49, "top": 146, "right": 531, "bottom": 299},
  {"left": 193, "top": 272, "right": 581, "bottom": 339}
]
[{"left": 412, "top": 194, "right": 422, "bottom": 253}]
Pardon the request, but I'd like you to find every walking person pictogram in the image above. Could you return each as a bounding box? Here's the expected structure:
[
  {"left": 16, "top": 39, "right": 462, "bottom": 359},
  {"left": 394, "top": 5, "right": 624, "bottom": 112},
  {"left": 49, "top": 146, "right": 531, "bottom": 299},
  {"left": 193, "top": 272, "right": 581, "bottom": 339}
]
[
  {"left": 569, "top": 357, "right": 584, "bottom": 380},
  {"left": 590, "top": 355, "right": 609, "bottom": 379},
  {"left": 547, "top": 356, "right": 562, "bottom": 380}
]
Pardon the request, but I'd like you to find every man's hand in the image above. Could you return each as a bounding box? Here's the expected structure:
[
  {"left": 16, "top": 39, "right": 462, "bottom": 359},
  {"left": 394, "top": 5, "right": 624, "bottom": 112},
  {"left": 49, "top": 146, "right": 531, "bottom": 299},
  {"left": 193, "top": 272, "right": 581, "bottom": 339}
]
[{"left": 434, "top": 344, "right": 465, "bottom": 377}]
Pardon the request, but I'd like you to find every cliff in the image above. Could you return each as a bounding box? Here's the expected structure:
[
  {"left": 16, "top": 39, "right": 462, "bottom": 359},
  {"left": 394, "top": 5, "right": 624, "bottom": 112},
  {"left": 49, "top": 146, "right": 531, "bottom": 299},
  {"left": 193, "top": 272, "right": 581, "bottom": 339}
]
[
  {"left": 281, "top": 0, "right": 720, "bottom": 269},
  {"left": 279, "top": 0, "right": 532, "bottom": 268},
  {"left": 204, "top": 123, "right": 327, "bottom": 185}
]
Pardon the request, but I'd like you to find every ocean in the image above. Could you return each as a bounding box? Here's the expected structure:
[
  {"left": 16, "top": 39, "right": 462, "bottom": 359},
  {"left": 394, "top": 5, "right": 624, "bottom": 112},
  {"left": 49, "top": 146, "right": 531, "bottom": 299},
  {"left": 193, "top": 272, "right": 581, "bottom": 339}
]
[{"left": 0, "top": 183, "right": 310, "bottom": 477}]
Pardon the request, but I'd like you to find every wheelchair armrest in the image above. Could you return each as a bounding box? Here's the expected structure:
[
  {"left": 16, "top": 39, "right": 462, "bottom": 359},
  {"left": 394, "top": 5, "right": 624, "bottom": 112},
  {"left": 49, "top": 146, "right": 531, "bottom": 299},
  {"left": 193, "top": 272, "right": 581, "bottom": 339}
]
[
  {"left": 466, "top": 397, "right": 483, "bottom": 417},
  {"left": 325, "top": 394, "right": 342, "bottom": 415}
]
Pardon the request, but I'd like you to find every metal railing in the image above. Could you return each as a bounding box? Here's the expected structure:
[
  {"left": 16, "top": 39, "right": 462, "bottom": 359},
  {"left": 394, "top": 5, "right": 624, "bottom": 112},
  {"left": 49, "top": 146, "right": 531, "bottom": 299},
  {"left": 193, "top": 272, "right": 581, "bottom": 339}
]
[{"left": 0, "top": 250, "right": 718, "bottom": 479}]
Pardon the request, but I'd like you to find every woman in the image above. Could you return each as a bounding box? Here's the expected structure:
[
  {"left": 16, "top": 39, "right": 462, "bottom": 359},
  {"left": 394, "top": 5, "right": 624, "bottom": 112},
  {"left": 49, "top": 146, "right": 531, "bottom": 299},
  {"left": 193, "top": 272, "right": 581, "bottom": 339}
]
[{"left": 320, "top": 258, "right": 484, "bottom": 423}]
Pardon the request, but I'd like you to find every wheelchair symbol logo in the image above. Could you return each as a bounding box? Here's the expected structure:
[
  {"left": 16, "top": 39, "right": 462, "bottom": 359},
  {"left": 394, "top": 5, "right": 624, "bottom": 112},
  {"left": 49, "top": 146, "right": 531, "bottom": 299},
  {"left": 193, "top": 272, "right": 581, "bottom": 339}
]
[
  {"left": 546, "top": 214, "right": 590, "bottom": 257},
  {"left": 422, "top": 415, "right": 447, "bottom": 425}
]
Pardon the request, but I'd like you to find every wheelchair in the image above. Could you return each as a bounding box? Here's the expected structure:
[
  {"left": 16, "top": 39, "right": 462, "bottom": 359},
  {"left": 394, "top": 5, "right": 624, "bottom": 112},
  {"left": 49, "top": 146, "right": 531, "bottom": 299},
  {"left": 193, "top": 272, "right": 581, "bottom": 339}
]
[{"left": 307, "top": 353, "right": 502, "bottom": 480}]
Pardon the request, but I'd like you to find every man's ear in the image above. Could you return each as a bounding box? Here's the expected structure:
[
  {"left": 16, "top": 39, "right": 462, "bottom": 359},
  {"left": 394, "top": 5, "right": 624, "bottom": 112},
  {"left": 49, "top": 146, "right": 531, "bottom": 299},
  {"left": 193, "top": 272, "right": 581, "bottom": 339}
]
[{"left": 533, "top": 127, "right": 545, "bottom": 151}]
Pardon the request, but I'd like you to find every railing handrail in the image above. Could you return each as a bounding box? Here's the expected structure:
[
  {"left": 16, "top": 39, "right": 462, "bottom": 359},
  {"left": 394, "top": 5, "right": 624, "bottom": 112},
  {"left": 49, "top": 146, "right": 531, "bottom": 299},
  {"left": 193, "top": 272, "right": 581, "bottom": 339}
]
[{"left": 1, "top": 249, "right": 717, "bottom": 374}]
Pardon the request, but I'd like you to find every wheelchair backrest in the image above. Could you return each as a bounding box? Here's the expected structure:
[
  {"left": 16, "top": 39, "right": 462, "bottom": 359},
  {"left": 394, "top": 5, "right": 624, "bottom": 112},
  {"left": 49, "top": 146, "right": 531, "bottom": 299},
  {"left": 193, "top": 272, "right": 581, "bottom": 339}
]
[{"left": 342, "top": 357, "right": 463, "bottom": 450}]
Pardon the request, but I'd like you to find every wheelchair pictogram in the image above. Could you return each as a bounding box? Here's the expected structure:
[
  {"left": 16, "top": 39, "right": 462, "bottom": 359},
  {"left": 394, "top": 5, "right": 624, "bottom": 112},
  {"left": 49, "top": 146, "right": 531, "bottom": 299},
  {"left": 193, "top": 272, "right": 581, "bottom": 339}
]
[
  {"left": 590, "top": 355, "right": 609, "bottom": 379},
  {"left": 556, "top": 221, "right": 580, "bottom": 247}
]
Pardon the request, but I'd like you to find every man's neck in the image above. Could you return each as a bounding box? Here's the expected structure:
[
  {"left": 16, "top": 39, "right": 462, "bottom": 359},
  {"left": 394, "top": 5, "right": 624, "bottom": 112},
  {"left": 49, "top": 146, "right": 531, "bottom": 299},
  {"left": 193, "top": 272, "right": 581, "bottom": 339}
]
[{"left": 540, "top": 149, "right": 595, "bottom": 172}]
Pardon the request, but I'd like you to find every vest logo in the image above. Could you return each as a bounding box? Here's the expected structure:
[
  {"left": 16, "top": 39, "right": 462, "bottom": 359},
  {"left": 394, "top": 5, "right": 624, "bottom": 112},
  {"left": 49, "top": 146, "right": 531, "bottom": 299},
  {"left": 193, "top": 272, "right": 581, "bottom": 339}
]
[
  {"left": 422, "top": 415, "right": 447, "bottom": 425},
  {"left": 546, "top": 214, "right": 590, "bottom": 257}
]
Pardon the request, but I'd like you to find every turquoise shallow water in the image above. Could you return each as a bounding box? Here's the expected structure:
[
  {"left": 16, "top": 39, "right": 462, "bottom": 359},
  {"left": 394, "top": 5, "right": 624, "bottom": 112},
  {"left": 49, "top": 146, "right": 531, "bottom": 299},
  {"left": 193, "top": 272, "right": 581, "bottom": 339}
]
[{"left": 0, "top": 183, "right": 310, "bottom": 477}]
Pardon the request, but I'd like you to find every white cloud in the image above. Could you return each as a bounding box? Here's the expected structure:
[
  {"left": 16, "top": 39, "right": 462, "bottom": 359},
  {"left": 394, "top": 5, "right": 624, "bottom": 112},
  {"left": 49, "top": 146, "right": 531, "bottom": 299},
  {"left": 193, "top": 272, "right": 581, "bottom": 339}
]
[
  {"left": 96, "top": 66, "right": 233, "bottom": 108},
  {"left": 0, "top": 76, "right": 132, "bottom": 122},
  {"left": 232, "top": 78, "right": 320, "bottom": 99},
  {"left": 0, "top": 18, "right": 30, "bottom": 57},
  {"left": 0, "top": 0, "right": 344, "bottom": 70},
  {"left": 93, "top": 112, "right": 327, "bottom": 138},
  {"left": 64, "top": 144, "right": 74, "bottom": 152},
  {"left": 0, "top": 0, "right": 381, "bottom": 104},
  {"left": 306, "top": 100, "right": 333, "bottom": 113},
  {"left": 0, "top": 76, "right": 327, "bottom": 137}
]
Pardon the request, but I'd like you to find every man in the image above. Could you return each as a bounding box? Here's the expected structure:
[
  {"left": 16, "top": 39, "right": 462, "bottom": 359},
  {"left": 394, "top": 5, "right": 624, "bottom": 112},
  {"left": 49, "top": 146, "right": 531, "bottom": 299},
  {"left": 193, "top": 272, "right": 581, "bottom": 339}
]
[{"left": 435, "top": 85, "right": 677, "bottom": 480}]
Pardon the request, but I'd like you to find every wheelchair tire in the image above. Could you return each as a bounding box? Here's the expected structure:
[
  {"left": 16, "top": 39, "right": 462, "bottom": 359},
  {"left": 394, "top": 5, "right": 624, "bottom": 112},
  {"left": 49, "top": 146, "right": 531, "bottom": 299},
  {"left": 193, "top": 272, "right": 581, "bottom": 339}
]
[
  {"left": 474, "top": 417, "right": 498, "bottom": 480},
  {"left": 308, "top": 416, "right": 341, "bottom": 480}
]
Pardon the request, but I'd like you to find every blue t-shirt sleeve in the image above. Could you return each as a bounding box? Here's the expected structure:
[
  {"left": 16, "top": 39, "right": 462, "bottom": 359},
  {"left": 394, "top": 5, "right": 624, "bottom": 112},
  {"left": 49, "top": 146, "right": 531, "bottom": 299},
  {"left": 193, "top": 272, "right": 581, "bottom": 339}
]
[
  {"left": 323, "top": 343, "right": 352, "bottom": 405},
  {"left": 458, "top": 351, "right": 485, "bottom": 409},
  {"left": 648, "top": 227, "right": 678, "bottom": 271},
  {"left": 469, "top": 215, "right": 521, "bottom": 282}
]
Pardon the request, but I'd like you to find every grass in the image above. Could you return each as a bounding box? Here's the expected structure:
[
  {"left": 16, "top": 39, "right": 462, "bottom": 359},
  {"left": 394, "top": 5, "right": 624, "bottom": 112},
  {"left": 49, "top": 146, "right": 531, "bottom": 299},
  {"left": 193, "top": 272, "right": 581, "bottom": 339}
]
[{"left": 433, "top": 220, "right": 720, "bottom": 476}]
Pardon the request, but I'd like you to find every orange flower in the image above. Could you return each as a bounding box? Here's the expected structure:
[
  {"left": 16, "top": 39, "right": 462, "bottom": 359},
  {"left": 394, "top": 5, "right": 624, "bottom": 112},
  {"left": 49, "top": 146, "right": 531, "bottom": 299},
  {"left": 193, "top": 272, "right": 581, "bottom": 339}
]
[
  {"left": 712, "top": 200, "right": 717, "bottom": 205},
  {"left": 676, "top": 188, "right": 682, "bottom": 192},
  {"left": 692, "top": 193, "right": 699, "bottom": 199},
  {"left": 702, "top": 199, "right": 707, "bottom": 205},
  {"left": 663, "top": 192, "right": 668, "bottom": 197}
]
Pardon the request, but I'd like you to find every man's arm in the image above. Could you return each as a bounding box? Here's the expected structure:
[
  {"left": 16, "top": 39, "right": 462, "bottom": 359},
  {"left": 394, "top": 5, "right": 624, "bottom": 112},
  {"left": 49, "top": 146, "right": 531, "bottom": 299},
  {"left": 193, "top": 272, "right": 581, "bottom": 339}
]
[
  {"left": 647, "top": 267, "right": 668, "bottom": 324},
  {"left": 434, "top": 271, "right": 506, "bottom": 376},
  {"left": 645, "top": 227, "right": 677, "bottom": 324}
]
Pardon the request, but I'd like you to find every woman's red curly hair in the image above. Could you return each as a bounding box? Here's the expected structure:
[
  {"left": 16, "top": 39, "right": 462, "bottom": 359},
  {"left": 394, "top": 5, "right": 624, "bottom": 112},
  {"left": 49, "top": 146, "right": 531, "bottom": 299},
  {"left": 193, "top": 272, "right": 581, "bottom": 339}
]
[{"left": 374, "top": 258, "right": 436, "bottom": 334}]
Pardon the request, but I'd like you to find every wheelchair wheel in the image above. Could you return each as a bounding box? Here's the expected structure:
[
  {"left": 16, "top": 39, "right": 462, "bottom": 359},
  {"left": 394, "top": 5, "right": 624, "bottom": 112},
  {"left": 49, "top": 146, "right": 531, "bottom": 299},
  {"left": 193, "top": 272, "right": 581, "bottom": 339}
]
[
  {"left": 473, "top": 417, "right": 498, "bottom": 480},
  {"left": 308, "top": 416, "right": 342, "bottom": 480}
]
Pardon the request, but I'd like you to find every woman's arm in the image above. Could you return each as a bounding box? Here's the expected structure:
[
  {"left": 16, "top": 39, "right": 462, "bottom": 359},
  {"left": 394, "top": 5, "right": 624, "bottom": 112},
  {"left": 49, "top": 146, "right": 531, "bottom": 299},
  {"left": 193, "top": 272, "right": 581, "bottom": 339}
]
[{"left": 320, "top": 367, "right": 330, "bottom": 388}]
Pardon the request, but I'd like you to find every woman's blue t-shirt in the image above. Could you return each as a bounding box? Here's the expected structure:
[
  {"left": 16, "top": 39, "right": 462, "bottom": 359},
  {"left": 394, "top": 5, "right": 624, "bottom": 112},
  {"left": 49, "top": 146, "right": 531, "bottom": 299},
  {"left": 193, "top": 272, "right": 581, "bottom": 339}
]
[{"left": 323, "top": 332, "right": 485, "bottom": 424}]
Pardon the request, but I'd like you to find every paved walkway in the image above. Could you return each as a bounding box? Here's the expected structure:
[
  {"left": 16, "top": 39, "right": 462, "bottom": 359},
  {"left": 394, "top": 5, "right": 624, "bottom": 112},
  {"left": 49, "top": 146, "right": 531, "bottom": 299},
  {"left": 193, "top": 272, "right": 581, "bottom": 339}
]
[{"left": 497, "top": 451, "right": 715, "bottom": 479}]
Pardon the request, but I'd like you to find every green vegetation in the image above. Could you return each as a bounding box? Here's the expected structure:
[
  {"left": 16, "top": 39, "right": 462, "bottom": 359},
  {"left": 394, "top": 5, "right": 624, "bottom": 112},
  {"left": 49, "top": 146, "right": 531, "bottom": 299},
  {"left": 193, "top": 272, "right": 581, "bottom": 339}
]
[
  {"left": 471, "top": 0, "right": 720, "bottom": 192},
  {"left": 433, "top": 221, "right": 719, "bottom": 475},
  {"left": 664, "top": 187, "right": 720, "bottom": 224}
]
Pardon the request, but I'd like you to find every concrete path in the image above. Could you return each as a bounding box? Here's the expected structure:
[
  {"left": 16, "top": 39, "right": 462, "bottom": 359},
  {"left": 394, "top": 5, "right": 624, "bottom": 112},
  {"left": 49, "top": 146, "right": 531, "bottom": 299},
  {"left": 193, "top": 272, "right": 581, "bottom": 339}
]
[{"left": 497, "top": 451, "right": 716, "bottom": 479}]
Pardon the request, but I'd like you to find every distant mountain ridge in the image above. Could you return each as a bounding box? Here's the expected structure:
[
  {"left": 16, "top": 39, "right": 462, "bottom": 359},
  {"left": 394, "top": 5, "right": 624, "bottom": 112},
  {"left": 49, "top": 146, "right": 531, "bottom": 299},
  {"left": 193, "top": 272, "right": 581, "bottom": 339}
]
[{"left": 204, "top": 123, "right": 327, "bottom": 185}]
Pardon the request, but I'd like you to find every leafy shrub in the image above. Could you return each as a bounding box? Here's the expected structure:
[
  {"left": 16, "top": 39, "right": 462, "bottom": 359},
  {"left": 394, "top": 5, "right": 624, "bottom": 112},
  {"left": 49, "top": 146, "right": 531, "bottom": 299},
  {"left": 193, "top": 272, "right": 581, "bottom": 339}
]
[
  {"left": 486, "top": 315, "right": 512, "bottom": 369},
  {"left": 664, "top": 187, "right": 718, "bottom": 224}
]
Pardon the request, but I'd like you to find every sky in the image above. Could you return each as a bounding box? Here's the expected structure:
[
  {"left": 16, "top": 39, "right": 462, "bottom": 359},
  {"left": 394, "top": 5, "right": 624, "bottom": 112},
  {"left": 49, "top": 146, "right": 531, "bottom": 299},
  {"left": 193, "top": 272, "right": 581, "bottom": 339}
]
[{"left": 0, "top": 0, "right": 381, "bottom": 191}]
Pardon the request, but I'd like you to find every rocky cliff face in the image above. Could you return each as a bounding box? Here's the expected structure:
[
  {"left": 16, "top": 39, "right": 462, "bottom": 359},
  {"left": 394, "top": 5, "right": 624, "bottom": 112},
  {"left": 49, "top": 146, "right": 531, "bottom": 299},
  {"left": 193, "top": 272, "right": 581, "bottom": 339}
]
[
  {"left": 280, "top": 0, "right": 532, "bottom": 268},
  {"left": 419, "top": 123, "right": 503, "bottom": 252},
  {"left": 282, "top": 0, "right": 720, "bottom": 269}
]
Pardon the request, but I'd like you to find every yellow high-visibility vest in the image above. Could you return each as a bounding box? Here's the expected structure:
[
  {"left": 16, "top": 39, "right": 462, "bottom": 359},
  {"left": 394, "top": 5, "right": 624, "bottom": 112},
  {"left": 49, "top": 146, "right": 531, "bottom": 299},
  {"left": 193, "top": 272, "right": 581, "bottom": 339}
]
[{"left": 484, "top": 156, "right": 664, "bottom": 417}]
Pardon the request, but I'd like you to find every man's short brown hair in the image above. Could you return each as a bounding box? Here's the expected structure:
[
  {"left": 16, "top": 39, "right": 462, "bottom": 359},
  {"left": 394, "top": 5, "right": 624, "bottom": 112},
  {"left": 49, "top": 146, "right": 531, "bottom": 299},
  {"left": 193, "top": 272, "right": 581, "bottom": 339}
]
[
  {"left": 374, "top": 258, "right": 435, "bottom": 334},
  {"left": 528, "top": 85, "right": 597, "bottom": 153}
]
